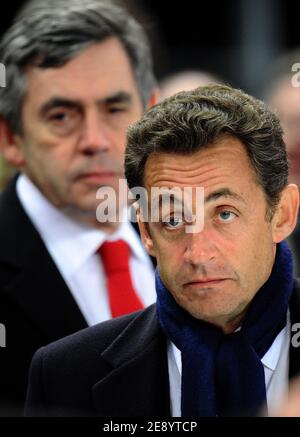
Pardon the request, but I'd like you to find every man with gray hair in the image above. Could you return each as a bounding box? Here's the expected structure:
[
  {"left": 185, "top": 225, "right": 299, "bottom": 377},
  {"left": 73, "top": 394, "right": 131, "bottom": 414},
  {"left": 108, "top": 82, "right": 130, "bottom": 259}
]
[
  {"left": 0, "top": 0, "right": 158, "bottom": 415},
  {"left": 26, "top": 85, "right": 300, "bottom": 417}
]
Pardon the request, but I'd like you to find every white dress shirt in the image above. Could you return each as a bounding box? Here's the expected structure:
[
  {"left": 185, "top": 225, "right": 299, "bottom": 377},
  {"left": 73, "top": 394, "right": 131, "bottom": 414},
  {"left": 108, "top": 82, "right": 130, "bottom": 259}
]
[
  {"left": 168, "top": 314, "right": 291, "bottom": 416},
  {"left": 17, "top": 174, "right": 156, "bottom": 326}
]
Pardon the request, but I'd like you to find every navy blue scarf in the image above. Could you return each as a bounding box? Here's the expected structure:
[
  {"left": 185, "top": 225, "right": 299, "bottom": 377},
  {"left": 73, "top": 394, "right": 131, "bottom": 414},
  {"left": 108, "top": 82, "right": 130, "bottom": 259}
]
[{"left": 156, "top": 241, "right": 294, "bottom": 416}]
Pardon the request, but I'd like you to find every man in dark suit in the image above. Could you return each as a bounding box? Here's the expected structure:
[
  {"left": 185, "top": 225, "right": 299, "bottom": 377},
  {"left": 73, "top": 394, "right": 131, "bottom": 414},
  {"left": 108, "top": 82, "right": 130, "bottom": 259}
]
[
  {"left": 0, "top": 0, "right": 158, "bottom": 415},
  {"left": 26, "top": 85, "right": 300, "bottom": 417}
]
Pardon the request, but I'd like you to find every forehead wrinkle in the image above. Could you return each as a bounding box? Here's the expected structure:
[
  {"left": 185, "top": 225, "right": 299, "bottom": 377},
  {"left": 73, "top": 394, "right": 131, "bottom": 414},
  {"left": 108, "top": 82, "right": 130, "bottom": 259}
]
[
  {"left": 144, "top": 138, "right": 259, "bottom": 192},
  {"left": 148, "top": 155, "right": 220, "bottom": 173},
  {"left": 145, "top": 152, "right": 239, "bottom": 186},
  {"left": 146, "top": 163, "right": 232, "bottom": 188}
]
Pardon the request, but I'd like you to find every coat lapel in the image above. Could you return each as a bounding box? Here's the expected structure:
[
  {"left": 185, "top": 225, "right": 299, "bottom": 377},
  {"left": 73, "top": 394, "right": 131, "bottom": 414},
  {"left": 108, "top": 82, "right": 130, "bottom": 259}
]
[
  {"left": 92, "top": 305, "right": 170, "bottom": 416},
  {"left": 3, "top": 247, "right": 88, "bottom": 341},
  {"left": 0, "top": 177, "right": 87, "bottom": 341}
]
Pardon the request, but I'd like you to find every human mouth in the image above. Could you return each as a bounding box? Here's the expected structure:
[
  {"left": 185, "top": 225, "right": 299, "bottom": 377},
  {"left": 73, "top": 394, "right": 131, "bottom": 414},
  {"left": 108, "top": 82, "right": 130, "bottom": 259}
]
[
  {"left": 77, "top": 171, "right": 118, "bottom": 185},
  {"left": 183, "top": 278, "right": 230, "bottom": 289}
]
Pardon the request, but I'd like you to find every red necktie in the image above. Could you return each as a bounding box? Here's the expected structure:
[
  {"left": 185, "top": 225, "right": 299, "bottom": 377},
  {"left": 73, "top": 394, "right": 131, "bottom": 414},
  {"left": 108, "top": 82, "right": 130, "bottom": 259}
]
[{"left": 98, "top": 239, "right": 144, "bottom": 318}]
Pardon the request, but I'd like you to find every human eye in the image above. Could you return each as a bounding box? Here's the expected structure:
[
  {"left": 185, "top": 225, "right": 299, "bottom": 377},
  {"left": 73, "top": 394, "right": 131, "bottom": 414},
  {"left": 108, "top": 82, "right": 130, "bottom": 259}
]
[
  {"left": 217, "top": 209, "right": 237, "bottom": 223},
  {"left": 162, "top": 214, "right": 185, "bottom": 230},
  {"left": 47, "top": 108, "right": 80, "bottom": 135},
  {"left": 107, "top": 103, "right": 128, "bottom": 114},
  {"left": 48, "top": 108, "right": 72, "bottom": 122},
  {"left": 49, "top": 111, "right": 67, "bottom": 121}
]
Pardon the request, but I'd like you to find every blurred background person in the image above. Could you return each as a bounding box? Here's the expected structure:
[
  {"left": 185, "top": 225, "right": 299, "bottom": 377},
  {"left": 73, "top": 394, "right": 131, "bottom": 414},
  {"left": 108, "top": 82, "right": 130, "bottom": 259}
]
[
  {"left": 265, "top": 49, "right": 300, "bottom": 275},
  {"left": 0, "top": 0, "right": 158, "bottom": 415},
  {"left": 159, "top": 69, "right": 223, "bottom": 100}
]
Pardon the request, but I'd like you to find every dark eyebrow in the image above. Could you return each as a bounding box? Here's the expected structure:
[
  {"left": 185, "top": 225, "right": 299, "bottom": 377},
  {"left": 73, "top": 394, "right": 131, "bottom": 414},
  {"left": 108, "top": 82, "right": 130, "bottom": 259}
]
[
  {"left": 205, "top": 188, "right": 246, "bottom": 205},
  {"left": 39, "top": 98, "right": 82, "bottom": 117},
  {"left": 99, "top": 91, "right": 132, "bottom": 105}
]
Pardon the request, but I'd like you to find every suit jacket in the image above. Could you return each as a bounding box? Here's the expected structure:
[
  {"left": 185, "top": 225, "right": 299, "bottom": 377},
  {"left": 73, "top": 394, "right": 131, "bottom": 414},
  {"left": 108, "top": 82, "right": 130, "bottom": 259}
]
[
  {"left": 0, "top": 176, "right": 155, "bottom": 416},
  {"left": 25, "top": 280, "right": 300, "bottom": 417}
]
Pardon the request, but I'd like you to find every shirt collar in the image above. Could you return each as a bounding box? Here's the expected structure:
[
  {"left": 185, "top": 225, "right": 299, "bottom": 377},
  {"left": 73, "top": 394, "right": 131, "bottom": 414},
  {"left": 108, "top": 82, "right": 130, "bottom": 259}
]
[
  {"left": 17, "top": 174, "right": 150, "bottom": 278},
  {"left": 260, "top": 318, "right": 288, "bottom": 371}
]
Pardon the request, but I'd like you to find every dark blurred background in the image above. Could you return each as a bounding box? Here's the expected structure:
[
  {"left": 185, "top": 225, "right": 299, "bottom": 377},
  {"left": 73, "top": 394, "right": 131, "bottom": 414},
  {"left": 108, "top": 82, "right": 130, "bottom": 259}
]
[{"left": 1, "top": 0, "right": 300, "bottom": 97}]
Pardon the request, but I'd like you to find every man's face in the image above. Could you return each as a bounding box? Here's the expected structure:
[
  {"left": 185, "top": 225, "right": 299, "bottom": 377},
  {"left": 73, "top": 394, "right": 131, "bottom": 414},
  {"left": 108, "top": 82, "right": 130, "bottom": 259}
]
[
  {"left": 142, "top": 137, "right": 280, "bottom": 331},
  {"left": 270, "top": 80, "right": 300, "bottom": 189},
  {"left": 14, "top": 38, "right": 144, "bottom": 218}
]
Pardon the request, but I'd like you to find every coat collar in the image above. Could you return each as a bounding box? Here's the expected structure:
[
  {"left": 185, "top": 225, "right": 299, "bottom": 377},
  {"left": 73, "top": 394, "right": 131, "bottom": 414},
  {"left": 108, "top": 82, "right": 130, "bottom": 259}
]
[{"left": 0, "top": 176, "right": 87, "bottom": 341}]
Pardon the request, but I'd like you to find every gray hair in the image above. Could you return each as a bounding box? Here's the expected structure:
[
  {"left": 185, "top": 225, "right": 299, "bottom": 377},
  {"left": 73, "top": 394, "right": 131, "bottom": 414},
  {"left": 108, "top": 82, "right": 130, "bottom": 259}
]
[
  {"left": 125, "top": 84, "right": 288, "bottom": 217},
  {"left": 0, "top": 0, "right": 156, "bottom": 133}
]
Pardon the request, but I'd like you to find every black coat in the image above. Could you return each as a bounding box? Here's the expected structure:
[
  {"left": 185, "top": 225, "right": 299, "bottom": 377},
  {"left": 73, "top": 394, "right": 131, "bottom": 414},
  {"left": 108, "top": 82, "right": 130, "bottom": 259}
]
[
  {"left": 0, "top": 178, "right": 88, "bottom": 415},
  {"left": 0, "top": 177, "right": 155, "bottom": 415},
  {"left": 25, "top": 281, "right": 300, "bottom": 417}
]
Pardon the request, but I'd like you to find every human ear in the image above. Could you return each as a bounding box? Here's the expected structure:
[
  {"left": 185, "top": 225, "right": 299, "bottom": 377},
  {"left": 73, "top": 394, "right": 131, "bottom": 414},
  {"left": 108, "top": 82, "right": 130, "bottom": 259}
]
[
  {"left": 272, "top": 184, "right": 299, "bottom": 243},
  {"left": 0, "top": 118, "right": 25, "bottom": 168},
  {"left": 145, "top": 87, "right": 160, "bottom": 110},
  {"left": 137, "top": 207, "right": 156, "bottom": 258}
]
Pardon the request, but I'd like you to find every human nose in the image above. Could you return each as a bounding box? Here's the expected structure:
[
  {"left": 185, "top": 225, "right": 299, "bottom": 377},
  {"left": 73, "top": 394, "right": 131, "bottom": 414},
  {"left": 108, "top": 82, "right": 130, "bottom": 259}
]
[
  {"left": 183, "top": 226, "right": 218, "bottom": 266},
  {"left": 78, "top": 111, "right": 111, "bottom": 155}
]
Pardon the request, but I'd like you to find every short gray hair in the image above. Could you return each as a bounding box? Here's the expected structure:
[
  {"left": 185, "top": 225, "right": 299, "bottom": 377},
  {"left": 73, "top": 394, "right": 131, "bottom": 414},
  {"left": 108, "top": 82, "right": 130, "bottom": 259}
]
[{"left": 0, "top": 0, "right": 156, "bottom": 133}]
